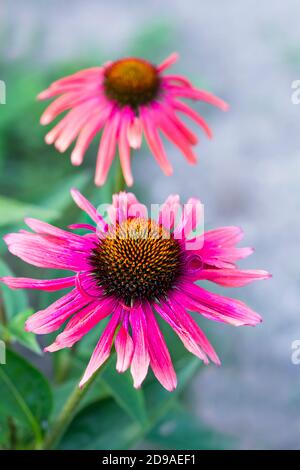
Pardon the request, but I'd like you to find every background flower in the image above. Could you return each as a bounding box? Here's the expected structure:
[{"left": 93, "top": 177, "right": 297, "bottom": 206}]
[{"left": 39, "top": 54, "right": 227, "bottom": 186}]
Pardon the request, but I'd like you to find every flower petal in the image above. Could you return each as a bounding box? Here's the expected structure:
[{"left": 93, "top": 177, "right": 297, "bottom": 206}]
[
  {"left": 144, "top": 302, "right": 177, "bottom": 391},
  {"left": 115, "top": 315, "right": 134, "bottom": 373},
  {"left": 130, "top": 306, "right": 150, "bottom": 389},
  {"left": 79, "top": 310, "right": 121, "bottom": 387},
  {"left": 179, "top": 282, "right": 262, "bottom": 326},
  {"left": 46, "top": 297, "right": 115, "bottom": 351},
  {"left": 0, "top": 276, "right": 75, "bottom": 291}
]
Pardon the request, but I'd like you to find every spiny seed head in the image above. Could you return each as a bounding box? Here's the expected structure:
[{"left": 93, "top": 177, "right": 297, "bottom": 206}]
[
  {"left": 90, "top": 218, "right": 183, "bottom": 306},
  {"left": 104, "top": 58, "right": 160, "bottom": 110}
]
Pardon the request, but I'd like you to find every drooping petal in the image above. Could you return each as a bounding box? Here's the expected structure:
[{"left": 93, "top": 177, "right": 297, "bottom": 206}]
[
  {"left": 155, "top": 301, "right": 213, "bottom": 364},
  {"left": 115, "top": 314, "right": 134, "bottom": 373},
  {"left": 158, "top": 101, "right": 198, "bottom": 145},
  {"left": 127, "top": 116, "right": 143, "bottom": 149},
  {"left": 171, "top": 99, "right": 213, "bottom": 138},
  {"left": 179, "top": 282, "right": 262, "bottom": 326},
  {"left": 79, "top": 310, "right": 121, "bottom": 387},
  {"left": 144, "top": 302, "right": 177, "bottom": 391},
  {"left": 118, "top": 110, "right": 133, "bottom": 187},
  {"left": 25, "top": 290, "right": 90, "bottom": 334},
  {"left": 155, "top": 104, "right": 197, "bottom": 165},
  {"left": 71, "top": 106, "right": 112, "bottom": 166},
  {"left": 140, "top": 106, "right": 173, "bottom": 176},
  {"left": 54, "top": 100, "right": 98, "bottom": 153},
  {"left": 168, "top": 85, "right": 229, "bottom": 111},
  {"left": 130, "top": 305, "right": 150, "bottom": 389},
  {"left": 46, "top": 297, "right": 115, "bottom": 351},
  {"left": 94, "top": 110, "right": 120, "bottom": 186},
  {"left": 70, "top": 188, "right": 106, "bottom": 229},
  {"left": 167, "top": 296, "right": 220, "bottom": 364}
]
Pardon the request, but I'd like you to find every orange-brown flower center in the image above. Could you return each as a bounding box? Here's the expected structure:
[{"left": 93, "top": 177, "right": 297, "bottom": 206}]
[
  {"left": 90, "top": 218, "right": 182, "bottom": 306},
  {"left": 103, "top": 58, "right": 160, "bottom": 110}
]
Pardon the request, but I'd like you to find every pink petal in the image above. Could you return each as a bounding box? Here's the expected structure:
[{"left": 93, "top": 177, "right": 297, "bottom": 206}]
[
  {"left": 70, "top": 188, "right": 106, "bottom": 229},
  {"left": 54, "top": 100, "right": 97, "bottom": 153},
  {"left": 159, "top": 194, "right": 181, "bottom": 231},
  {"left": 79, "top": 310, "right": 121, "bottom": 387},
  {"left": 0, "top": 275, "right": 75, "bottom": 291},
  {"left": 163, "top": 74, "right": 192, "bottom": 88},
  {"left": 171, "top": 100, "right": 213, "bottom": 138},
  {"left": 25, "top": 217, "right": 84, "bottom": 243},
  {"left": 4, "top": 232, "right": 89, "bottom": 271},
  {"left": 118, "top": 111, "right": 133, "bottom": 187},
  {"left": 180, "top": 282, "right": 262, "bottom": 326},
  {"left": 127, "top": 116, "right": 143, "bottom": 149},
  {"left": 173, "top": 197, "right": 203, "bottom": 240},
  {"left": 130, "top": 306, "right": 150, "bottom": 389},
  {"left": 71, "top": 105, "right": 112, "bottom": 166},
  {"left": 94, "top": 110, "right": 120, "bottom": 186},
  {"left": 25, "top": 290, "right": 89, "bottom": 334},
  {"left": 168, "top": 296, "right": 220, "bottom": 364},
  {"left": 46, "top": 297, "right": 115, "bottom": 351},
  {"left": 68, "top": 223, "right": 96, "bottom": 232},
  {"left": 40, "top": 92, "right": 86, "bottom": 125},
  {"left": 168, "top": 85, "right": 229, "bottom": 111},
  {"left": 158, "top": 101, "right": 198, "bottom": 145},
  {"left": 109, "top": 192, "right": 147, "bottom": 225},
  {"left": 155, "top": 104, "right": 197, "bottom": 165},
  {"left": 115, "top": 316, "right": 134, "bottom": 373},
  {"left": 196, "top": 268, "right": 271, "bottom": 287},
  {"left": 140, "top": 107, "right": 173, "bottom": 176},
  {"left": 144, "top": 302, "right": 177, "bottom": 391},
  {"left": 155, "top": 301, "right": 214, "bottom": 364},
  {"left": 157, "top": 52, "right": 179, "bottom": 72}
]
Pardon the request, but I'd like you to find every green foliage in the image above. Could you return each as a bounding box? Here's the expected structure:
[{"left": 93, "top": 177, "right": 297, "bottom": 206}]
[
  {"left": 0, "top": 309, "right": 41, "bottom": 355},
  {"left": 0, "top": 259, "right": 28, "bottom": 322},
  {"left": 0, "top": 349, "right": 52, "bottom": 448}
]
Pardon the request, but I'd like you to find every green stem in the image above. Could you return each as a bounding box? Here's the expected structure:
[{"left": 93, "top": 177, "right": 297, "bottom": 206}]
[
  {"left": 39, "top": 373, "right": 98, "bottom": 450},
  {"left": 114, "top": 159, "right": 126, "bottom": 193}
]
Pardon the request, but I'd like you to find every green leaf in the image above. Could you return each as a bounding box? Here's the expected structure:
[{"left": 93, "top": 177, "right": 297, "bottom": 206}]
[
  {"left": 0, "top": 195, "right": 58, "bottom": 226},
  {"left": 0, "top": 258, "right": 28, "bottom": 321},
  {"left": 58, "top": 399, "right": 140, "bottom": 450},
  {"left": 1, "top": 309, "right": 41, "bottom": 354},
  {"left": 58, "top": 356, "right": 202, "bottom": 450},
  {"left": 0, "top": 349, "right": 52, "bottom": 446},
  {"left": 144, "top": 356, "right": 201, "bottom": 416},
  {"left": 148, "top": 405, "right": 231, "bottom": 450},
  {"left": 100, "top": 365, "right": 148, "bottom": 426}
]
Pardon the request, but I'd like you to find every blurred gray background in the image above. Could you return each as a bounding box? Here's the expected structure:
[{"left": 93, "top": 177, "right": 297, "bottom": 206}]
[{"left": 2, "top": 0, "right": 300, "bottom": 449}]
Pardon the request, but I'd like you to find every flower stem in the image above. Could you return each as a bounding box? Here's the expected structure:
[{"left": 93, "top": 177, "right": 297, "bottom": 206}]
[
  {"left": 39, "top": 374, "right": 97, "bottom": 450},
  {"left": 114, "top": 159, "right": 126, "bottom": 193}
]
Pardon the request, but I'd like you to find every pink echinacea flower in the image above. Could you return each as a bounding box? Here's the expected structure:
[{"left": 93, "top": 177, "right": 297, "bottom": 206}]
[
  {"left": 38, "top": 53, "right": 228, "bottom": 187},
  {"left": 0, "top": 190, "right": 269, "bottom": 391}
]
